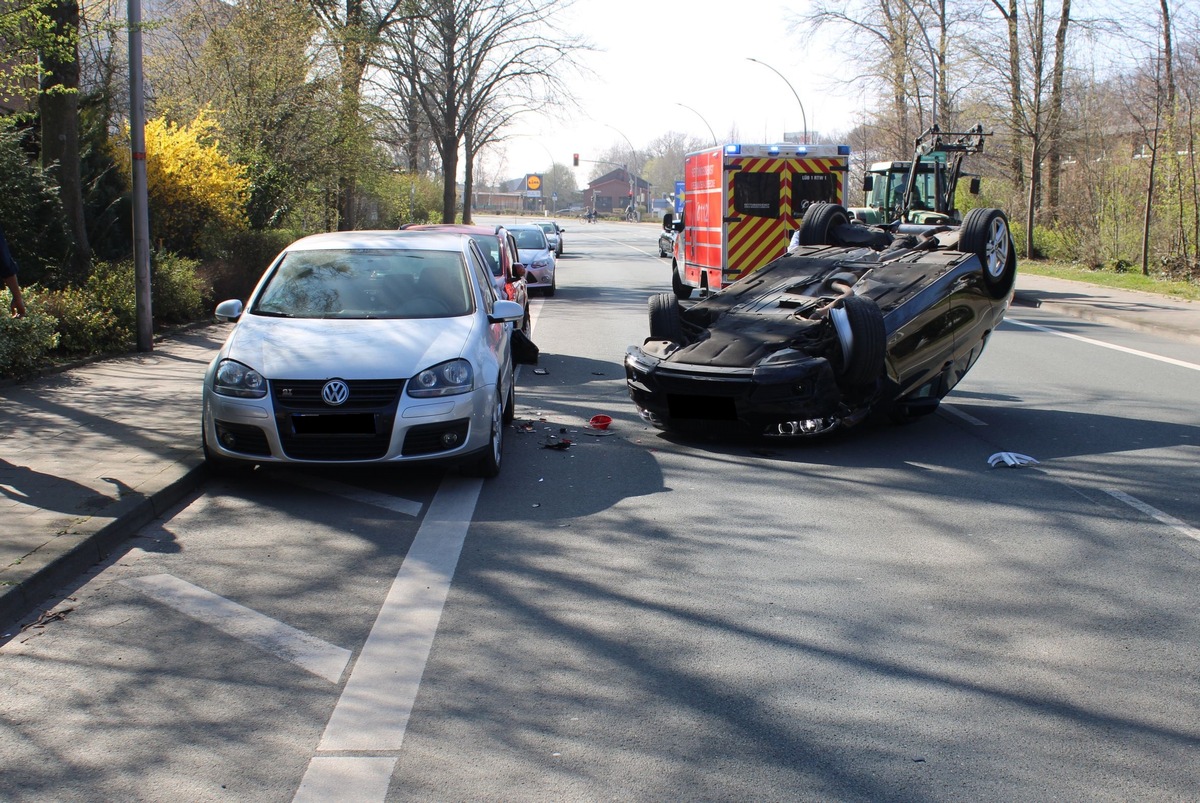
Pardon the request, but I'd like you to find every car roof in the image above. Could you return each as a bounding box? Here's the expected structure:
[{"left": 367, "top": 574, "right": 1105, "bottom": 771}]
[
  {"left": 283, "top": 230, "right": 473, "bottom": 251},
  {"left": 400, "top": 223, "right": 504, "bottom": 237}
]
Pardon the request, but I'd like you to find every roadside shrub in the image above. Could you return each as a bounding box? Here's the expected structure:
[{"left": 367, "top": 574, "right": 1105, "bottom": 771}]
[
  {"left": 198, "top": 228, "right": 295, "bottom": 302},
  {"left": 0, "top": 127, "right": 72, "bottom": 288},
  {"left": 149, "top": 252, "right": 209, "bottom": 324},
  {"left": 38, "top": 284, "right": 128, "bottom": 355},
  {"left": 0, "top": 291, "right": 61, "bottom": 379}
]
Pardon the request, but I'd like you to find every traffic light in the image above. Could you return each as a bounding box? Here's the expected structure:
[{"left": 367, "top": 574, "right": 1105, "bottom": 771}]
[{"left": 572, "top": 153, "right": 579, "bottom": 167}]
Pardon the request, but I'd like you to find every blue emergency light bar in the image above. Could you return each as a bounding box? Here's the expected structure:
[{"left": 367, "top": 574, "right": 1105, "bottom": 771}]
[{"left": 724, "top": 144, "right": 741, "bottom": 155}]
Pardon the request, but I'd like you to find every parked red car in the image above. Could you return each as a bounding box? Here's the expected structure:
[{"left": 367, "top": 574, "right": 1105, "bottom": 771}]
[{"left": 401, "top": 223, "right": 530, "bottom": 333}]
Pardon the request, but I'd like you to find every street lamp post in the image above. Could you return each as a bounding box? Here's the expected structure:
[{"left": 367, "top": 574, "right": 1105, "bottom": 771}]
[
  {"left": 674, "top": 103, "right": 718, "bottom": 146},
  {"left": 746, "top": 57, "right": 808, "bottom": 145}
]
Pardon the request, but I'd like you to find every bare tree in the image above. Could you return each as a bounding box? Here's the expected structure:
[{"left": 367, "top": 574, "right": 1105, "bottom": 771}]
[{"left": 378, "top": 0, "right": 582, "bottom": 223}]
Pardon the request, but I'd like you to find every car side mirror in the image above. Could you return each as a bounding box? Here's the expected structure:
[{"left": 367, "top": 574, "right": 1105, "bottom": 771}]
[
  {"left": 969, "top": 177, "right": 981, "bottom": 194},
  {"left": 512, "top": 263, "right": 526, "bottom": 278},
  {"left": 862, "top": 175, "right": 874, "bottom": 192},
  {"left": 214, "top": 299, "right": 243, "bottom": 322}
]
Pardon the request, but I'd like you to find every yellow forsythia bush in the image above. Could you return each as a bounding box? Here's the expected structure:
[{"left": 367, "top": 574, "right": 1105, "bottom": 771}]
[{"left": 115, "top": 110, "right": 249, "bottom": 254}]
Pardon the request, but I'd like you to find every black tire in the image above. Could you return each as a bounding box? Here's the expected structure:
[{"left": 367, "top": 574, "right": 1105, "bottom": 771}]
[
  {"left": 832, "top": 294, "right": 886, "bottom": 386},
  {"left": 648, "top": 292, "right": 686, "bottom": 344},
  {"left": 501, "top": 373, "right": 515, "bottom": 424},
  {"left": 671, "top": 261, "right": 693, "bottom": 300},
  {"left": 468, "top": 392, "right": 504, "bottom": 478},
  {"left": 544, "top": 272, "right": 556, "bottom": 298},
  {"left": 798, "top": 203, "right": 852, "bottom": 246},
  {"left": 960, "top": 208, "right": 1016, "bottom": 298}
]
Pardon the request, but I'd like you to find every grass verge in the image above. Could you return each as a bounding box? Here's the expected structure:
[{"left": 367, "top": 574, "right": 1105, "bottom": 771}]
[{"left": 1021, "top": 259, "right": 1200, "bottom": 301}]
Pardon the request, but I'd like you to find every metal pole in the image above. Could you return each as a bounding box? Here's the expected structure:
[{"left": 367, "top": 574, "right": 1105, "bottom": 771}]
[
  {"left": 128, "top": 0, "right": 152, "bottom": 351},
  {"left": 746, "top": 58, "right": 808, "bottom": 145},
  {"left": 674, "top": 103, "right": 718, "bottom": 146}
]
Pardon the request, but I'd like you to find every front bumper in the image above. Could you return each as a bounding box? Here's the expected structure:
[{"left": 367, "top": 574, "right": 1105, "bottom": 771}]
[
  {"left": 624, "top": 345, "right": 847, "bottom": 436},
  {"left": 203, "top": 377, "right": 495, "bottom": 465}
]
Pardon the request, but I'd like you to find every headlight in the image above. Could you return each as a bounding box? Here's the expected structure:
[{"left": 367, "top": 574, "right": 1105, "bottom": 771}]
[
  {"left": 213, "top": 359, "right": 267, "bottom": 398},
  {"left": 409, "top": 358, "right": 474, "bottom": 397},
  {"left": 532, "top": 256, "right": 552, "bottom": 269}
]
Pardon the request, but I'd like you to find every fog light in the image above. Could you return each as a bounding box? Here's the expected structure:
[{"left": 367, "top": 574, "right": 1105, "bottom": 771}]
[
  {"left": 219, "top": 431, "right": 237, "bottom": 448},
  {"left": 441, "top": 431, "right": 460, "bottom": 447}
]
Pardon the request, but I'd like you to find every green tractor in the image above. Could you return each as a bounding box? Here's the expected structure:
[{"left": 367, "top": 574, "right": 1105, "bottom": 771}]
[{"left": 848, "top": 125, "right": 989, "bottom": 226}]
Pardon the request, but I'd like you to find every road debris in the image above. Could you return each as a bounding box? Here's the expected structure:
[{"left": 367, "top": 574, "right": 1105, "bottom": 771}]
[{"left": 988, "top": 452, "right": 1039, "bottom": 468}]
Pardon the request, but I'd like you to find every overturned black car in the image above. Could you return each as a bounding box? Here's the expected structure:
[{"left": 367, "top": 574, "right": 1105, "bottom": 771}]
[{"left": 625, "top": 202, "right": 1017, "bottom": 437}]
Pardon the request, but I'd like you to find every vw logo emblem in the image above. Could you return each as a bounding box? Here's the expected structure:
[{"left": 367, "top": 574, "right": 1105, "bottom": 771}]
[{"left": 321, "top": 379, "right": 350, "bottom": 406}]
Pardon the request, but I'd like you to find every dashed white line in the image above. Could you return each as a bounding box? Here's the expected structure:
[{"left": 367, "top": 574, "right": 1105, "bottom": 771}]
[
  {"left": 1105, "top": 489, "right": 1200, "bottom": 543},
  {"left": 294, "top": 757, "right": 396, "bottom": 803},
  {"left": 121, "top": 574, "right": 351, "bottom": 683},
  {"left": 1006, "top": 318, "right": 1200, "bottom": 371}
]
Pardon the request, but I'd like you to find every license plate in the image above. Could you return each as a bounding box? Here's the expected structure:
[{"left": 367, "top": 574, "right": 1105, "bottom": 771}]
[{"left": 290, "top": 413, "right": 376, "bottom": 435}]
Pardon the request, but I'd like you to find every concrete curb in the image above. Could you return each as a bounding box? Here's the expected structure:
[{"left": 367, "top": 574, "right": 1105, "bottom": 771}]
[{"left": 0, "top": 464, "right": 207, "bottom": 630}]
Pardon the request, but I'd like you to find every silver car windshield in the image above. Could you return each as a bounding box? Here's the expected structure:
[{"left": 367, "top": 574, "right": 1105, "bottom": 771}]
[
  {"left": 513, "top": 229, "right": 547, "bottom": 249},
  {"left": 252, "top": 249, "right": 473, "bottom": 319}
]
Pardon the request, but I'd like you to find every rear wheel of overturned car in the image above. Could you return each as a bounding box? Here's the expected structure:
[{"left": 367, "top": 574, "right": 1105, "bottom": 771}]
[
  {"left": 648, "top": 292, "right": 686, "bottom": 344},
  {"left": 798, "top": 203, "right": 852, "bottom": 246},
  {"left": 671, "top": 261, "right": 693, "bottom": 300},
  {"left": 960, "top": 208, "right": 1017, "bottom": 299},
  {"left": 830, "top": 294, "right": 886, "bottom": 386}
]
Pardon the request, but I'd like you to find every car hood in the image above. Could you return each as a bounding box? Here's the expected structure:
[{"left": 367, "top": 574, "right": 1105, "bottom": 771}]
[
  {"left": 519, "top": 248, "right": 549, "bottom": 261},
  {"left": 221, "top": 314, "right": 476, "bottom": 379}
]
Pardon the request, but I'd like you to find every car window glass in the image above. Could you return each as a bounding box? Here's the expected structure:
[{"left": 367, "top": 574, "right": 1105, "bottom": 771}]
[
  {"left": 466, "top": 242, "right": 496, "bottom": 313},
  {"left": 513, "top": 229, "right": 547, "bottom": 249},
  {"left": 470, "top": 234, "right": 503, "bottom": 276},
  {"left": 253, "top": 249, "right": 471, "bottom": 319}
]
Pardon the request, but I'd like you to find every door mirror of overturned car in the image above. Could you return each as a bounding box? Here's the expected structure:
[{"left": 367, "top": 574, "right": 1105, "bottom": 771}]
[
  {"left": 489, "top": 299, "right": 525, "bottom": 324},
  {"left": 214, "top": 299, "right": 243, "bottom": 322},
  {"left": 969, "top": 177, "right": 981, "bottom": 194}
]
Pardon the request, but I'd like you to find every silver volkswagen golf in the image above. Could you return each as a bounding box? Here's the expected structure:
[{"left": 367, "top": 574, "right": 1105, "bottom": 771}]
[{"left": 201, "top": 230, "right": 525, "bottom": 477}]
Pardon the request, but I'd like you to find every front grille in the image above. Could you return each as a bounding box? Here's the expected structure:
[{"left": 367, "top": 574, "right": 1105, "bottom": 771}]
[
  {"left": 271, "top": 379, "right": 403, "bottom": 410},
  {"left": 403, "top": 419, "right": 470, "bottom": 456},
  {"left": 271, "top": 378, "right": 403, "bottom": 461}
]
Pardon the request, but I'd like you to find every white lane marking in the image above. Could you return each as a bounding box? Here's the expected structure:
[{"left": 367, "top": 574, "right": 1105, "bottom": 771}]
[
  {"left": 279, "top": 473, "right": 423, "bottom": 517},
  {"left": 121, "top": 574, "right": 351, "bottom": 683},
  {"left": 313, "top": 476, "right": 483, "bottom": 752},
  {"left": 1105, "top": 489, "right": 1200, "bottom": 542},
  {"left": 294, "top": 757, "right": 396, "bottom": 803},
  {"left": 1006, "top": 318, "right": 1200, "bottom": 372},
  {"left": 939, "top": 403, "right": 988, "bottom": 426}
]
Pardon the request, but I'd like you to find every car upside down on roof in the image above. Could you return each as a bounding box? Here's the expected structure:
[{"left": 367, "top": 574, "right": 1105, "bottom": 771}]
[{"left": 625, "top": 202, "right": 1018, "bottom": 438}]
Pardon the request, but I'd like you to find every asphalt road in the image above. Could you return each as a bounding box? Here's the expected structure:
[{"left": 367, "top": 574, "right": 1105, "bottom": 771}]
[{"left": 1, "top": 220, "right": 1198, "bottom": 801}]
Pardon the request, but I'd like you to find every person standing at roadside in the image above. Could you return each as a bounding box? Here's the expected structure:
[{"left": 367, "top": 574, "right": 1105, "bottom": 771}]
[{"left": 0, "top": 223, "right": 26, "bottom": 317}]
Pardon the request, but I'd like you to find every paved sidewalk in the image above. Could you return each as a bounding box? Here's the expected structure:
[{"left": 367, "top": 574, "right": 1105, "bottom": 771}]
[
  {"left": 2, "top": 275, "right": 1198, "bottom": 629},
  {"left": 0, "top": 327, "right": 226, "bottom": 628}
]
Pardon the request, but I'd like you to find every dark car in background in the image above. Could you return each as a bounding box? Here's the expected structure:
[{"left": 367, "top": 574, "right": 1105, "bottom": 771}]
[{"left": 626, "top": 202, "right": 1017, "bottom": 438}]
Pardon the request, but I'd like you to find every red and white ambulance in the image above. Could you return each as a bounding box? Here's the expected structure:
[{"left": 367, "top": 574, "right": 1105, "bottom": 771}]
[{"left": 670, "top": 142, "right": 850, "bottom": 299}]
